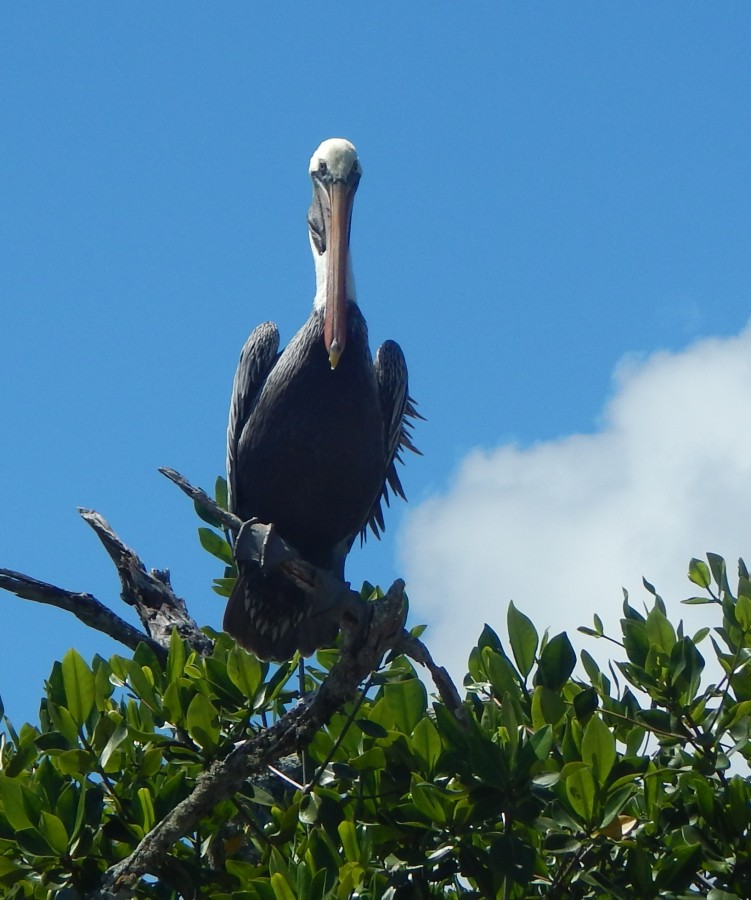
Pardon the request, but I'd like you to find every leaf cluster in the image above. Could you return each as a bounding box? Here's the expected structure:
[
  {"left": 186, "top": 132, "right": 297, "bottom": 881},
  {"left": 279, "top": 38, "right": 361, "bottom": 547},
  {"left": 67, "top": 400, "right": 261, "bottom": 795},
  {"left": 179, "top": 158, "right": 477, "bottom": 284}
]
[{"left": 0, "top": 553, "right": 750, "bottom": 898}]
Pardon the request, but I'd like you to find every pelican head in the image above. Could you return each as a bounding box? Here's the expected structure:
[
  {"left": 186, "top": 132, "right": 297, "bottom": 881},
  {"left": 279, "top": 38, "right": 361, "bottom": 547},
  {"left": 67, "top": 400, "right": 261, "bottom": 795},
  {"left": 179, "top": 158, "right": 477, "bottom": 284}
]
[{"left": 307, "top": 138, "right": 362, "bottom": 369}]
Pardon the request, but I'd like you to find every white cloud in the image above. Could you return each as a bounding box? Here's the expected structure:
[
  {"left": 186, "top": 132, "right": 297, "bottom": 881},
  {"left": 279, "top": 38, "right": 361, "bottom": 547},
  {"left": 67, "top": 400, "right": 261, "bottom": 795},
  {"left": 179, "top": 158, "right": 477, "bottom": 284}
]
[{"left": 400, "top": 323, "right": 751, "bottom": 683}]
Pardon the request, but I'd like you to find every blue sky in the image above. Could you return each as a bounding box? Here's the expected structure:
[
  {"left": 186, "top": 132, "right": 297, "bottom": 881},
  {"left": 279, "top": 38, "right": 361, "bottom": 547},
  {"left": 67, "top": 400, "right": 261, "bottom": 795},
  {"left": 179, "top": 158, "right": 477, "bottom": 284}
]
[{"left": 2, "top": 5, "right": 751, "bottom": 720}]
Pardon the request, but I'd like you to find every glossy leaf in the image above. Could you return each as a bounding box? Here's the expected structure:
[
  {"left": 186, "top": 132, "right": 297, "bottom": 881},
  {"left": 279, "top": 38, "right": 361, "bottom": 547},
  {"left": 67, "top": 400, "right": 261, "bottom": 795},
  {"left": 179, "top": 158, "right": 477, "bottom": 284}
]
[
  {"left": 198, "top": 527, "right": 234, "bottom": 565},
  {"left": 536, "top": 632, "right": 576, "bottom": 691},
  {"left": 507, "top": 601, "right": 538, "bottom": 679},
  {"left": 383, "top": 677, "right": 426, "bottom": 734},
  {"left": 582, "top": 714, "right": 616, "bottom": 784},
  {"left": 227, "top": 645, "right": 263, "bottom": 701},
  {"left": 61, "top": 648, "right": 95, "bottom": 728},
  {"left": 564, "top": 763, "right": 596, "bottom": 824},
  {"left": 411, "top": 715, "right": 442, "bottom": 772},
  {"left": 186, "top": 693, "right": 220, "bottom": 751},
  {"left": 38, "top": 811, "right": 68, "bottom": 855},
  {"left": 688, "top": 557, "right": 711, "bottom": 589}
]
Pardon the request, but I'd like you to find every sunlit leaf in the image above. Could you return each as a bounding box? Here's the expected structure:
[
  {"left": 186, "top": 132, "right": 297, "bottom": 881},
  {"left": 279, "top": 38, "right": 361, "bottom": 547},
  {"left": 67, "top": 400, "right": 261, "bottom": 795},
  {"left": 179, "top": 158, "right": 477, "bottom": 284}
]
[
  {"left": 61, "top": 648, "right": 95, "bottom": 728},
  {"left": 411, "top": 716, "right": 442, "bottom": 772},
  {"left": 383, "top": 677, "right": 426, "bottom": 734},
  {"left": 688, "top": 558, "right": 711, "bottom": 589},
  {"left": 186, "top": 693, "right": 220, "bottom": 751},
  {"left": 645, "top": 605, "right": 676, "bottom": 653},
  {"left": 227, "top": 646, "right": 263, "bottom": 701},
  {"left": 198, "top": 527, "right": 234, "bottom": 564}
]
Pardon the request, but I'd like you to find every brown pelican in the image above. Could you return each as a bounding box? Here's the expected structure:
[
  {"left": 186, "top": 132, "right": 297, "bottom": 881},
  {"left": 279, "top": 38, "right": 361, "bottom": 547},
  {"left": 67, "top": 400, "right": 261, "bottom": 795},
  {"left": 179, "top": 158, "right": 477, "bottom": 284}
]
[{"left": 224, "top": 138, "right": 419, "bottom": 660}]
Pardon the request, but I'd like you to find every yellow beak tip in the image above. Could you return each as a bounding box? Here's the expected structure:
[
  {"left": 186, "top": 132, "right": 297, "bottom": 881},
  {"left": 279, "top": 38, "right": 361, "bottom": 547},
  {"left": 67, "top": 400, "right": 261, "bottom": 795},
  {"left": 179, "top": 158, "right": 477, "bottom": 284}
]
[{"left": 328, "top": 342, "right": 343, "bottom": 370}]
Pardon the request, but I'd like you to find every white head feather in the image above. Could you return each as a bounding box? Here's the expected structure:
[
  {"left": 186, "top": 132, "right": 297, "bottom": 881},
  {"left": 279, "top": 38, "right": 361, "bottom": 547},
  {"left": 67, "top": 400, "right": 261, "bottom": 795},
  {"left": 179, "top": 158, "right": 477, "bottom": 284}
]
[{"left": 309, "top": 138, "right": 361, "bottom": 181}]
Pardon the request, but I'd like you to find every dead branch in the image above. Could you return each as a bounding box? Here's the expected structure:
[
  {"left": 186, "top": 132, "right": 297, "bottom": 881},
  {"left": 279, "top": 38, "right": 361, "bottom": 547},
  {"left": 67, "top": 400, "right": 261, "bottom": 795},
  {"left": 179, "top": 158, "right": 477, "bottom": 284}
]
[
  {"left": 79, "top": 508, "right": 212, "bottom": 655},
  {"left": 159, "top": 467, "right": 242, "bottom": 532},
  {"left": 399, "top": 633, "right": 468, "bottom": 726},
  {"left": 0, "top": 570, "right": 164, "bottom": 658}
]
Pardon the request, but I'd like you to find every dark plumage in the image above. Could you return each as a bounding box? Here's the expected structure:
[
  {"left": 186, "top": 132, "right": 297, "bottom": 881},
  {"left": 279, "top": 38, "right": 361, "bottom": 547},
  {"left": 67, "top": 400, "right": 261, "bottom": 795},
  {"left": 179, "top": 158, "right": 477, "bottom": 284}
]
[{"left": 224, "top": 139, "right": 419, "bottom": 660}]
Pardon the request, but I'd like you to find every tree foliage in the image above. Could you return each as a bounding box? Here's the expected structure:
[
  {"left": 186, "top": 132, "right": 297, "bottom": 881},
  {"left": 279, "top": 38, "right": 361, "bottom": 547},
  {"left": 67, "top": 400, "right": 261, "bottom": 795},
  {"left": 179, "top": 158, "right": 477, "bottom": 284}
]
[{"left": 1, "top": 496, "right": 751, "bottom": 898}]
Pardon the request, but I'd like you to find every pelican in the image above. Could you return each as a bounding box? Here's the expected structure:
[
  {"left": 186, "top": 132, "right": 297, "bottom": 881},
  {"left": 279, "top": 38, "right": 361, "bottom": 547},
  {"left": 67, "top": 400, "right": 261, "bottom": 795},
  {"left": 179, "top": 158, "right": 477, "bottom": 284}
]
[{"left": 224, "top": 138, "right": 419, "bottom": 660}]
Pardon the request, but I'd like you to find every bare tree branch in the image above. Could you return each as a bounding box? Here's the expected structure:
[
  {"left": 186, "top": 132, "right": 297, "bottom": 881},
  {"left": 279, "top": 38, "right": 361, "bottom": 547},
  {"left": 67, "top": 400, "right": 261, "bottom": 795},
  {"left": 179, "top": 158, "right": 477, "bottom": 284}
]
[
  {"left": 400, "top": 633, "right": 468, "bottom": 727},
  {"left": 159, "top": 466, "right": 242, "bottom": 532},
  {"left": 92, "top": 580, "right": 408, "bottom": 900},
  {"left": 0, "top": 569, "right": 163, "bottom": 658},
  {"left": 79, "top": 508, "right": 212, "bottom": 655}
]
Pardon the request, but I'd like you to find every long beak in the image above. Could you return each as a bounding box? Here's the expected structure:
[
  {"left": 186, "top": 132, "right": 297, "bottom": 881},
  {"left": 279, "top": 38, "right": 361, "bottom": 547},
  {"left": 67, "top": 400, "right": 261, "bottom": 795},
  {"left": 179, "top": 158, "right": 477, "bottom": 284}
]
[{"left": 323, "top": 180, "right": 353, "bottom": 369}]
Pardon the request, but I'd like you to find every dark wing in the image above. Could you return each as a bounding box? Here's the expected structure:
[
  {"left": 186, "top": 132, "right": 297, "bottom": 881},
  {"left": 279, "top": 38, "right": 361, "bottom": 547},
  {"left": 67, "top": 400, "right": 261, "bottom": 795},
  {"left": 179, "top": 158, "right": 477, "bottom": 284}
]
[
  {"left": 363, "top": 339, "right": 422, "bottom": 539},
  {"left": 226, "top": 322, "right": 280, "bottom": 516}
]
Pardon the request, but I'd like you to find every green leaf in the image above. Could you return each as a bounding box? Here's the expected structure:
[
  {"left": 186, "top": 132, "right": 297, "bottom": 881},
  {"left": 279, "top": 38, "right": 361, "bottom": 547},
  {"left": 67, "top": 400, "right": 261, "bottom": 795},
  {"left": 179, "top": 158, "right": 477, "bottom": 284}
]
[
  {"left": 38, "top": 811, "right": 68, "bottom": 855},
  {"left": 645, "top": 605, "right": 676, "bottom": 653},
  {"left": 186, "top": 693, "right": 220, "bottom": 751},
  {"left": 383, "top": 678, "right": 426, "bottom": 734},
  {"left": 536, "top": 632, "right": 576, "bottom": 691},
  {"left": 688, "top": 558, "right": 711, "bottom": 589},
  {"left": 61, "top": 648, "right": 95, "bottom": 728},
  {"left": 212, "top": 577, "right": 236, "bottom": 597},
  {"left": 410, "top": 779, "right": 448, "bottom": 824},
  {"left": 350, "top": 747, "right": 387, "bottom": 771},
  {"left": 100, "top": 719, "right": 128, "bottom": 770},
  {"left": 573, "top": 687, "right": 598, "bottom": 721},
  {"left": 736, "top": 593, "right": 751, "bottom": 630},
  {"left": 581, "top": 714, "right": 616, "bottom": 784},
  {"left": 707, "top": 552, "right": 729, "bottom": 591},
  {"left": 507, "top": 601, "right": 538, "bottom": 679},
  {"left": 355, "top": 719, "right": 388, "bottom": 739},
  {"left": 477, "top": 623, "right": 502, "bottom": 653},
  {"left": 16, "top": 827, "right": 56, "bottom": 857},
  {"left": 215, "top": 475, "right": 229, "bottom": 510},
  {"left": 655, "top": 841, "right": 702, "bottom": 891},
  {"left": 54, "top": 749, "right": 94, "bottom": 775},
  {"left": 137, "top": 787, "right": 155, "bottom": 832},
  {"left": 227, "top": 646, "right": 263, "bottom": 701},
  {"left": 411, "top": 716, "right": 442, "bottom": 772},
  {"left": 0, "top": 775, "right": 35, "bottom": 830},
  {"left": 166, "top": 630, "right": 187, "bottom": 685},
  {"left": 482, "top": 648, "right": 523, "bottom": 699},
  {"left": 270, "top": 871, "right": 296, "bottom": 900},
  {"left": 198, "top": 527, "right": 234, "bottom": 565},
  {"left": 531, "top": 685, "right": 566, "bottom": 727},
  {"left": 564, "top": 763, "right": 596, "bottom": 824},
  {"left": 338, "top": 819, "right": 360, "bottom": 863}
]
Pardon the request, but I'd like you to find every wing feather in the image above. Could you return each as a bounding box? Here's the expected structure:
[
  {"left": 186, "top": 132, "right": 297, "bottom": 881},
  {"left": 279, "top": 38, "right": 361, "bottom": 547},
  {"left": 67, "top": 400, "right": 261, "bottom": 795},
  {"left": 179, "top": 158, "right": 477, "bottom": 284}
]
[
  {"left": 364, "top": 339, "right": 423, "bottom": 540},
  {"left": 226, "top": 322, "right": 280, "bottom": 515}
]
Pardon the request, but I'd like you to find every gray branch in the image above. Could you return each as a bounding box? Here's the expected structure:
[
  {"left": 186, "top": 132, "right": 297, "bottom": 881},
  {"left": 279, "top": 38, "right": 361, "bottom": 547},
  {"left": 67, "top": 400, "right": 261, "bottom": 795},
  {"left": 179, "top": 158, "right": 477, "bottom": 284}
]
[
  {"left": 79, "top": 508, "right": 212, "bottom": 655},
  {"left": 159, "top": 466, "right": 242, "bottom": 532},
  {"left": 1, "top": 504, "right": 212, "bottom": 658},
  {"left": 0, "top": 570, "right": 164, "bottom": 658}
]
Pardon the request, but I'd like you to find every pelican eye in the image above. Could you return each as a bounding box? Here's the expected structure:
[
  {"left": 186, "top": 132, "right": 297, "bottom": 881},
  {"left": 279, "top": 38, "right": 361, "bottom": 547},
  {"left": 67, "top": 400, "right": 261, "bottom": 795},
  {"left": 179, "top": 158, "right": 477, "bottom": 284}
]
[{"left": 318, "top": 160, "right": 328, "bottom": 176}]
